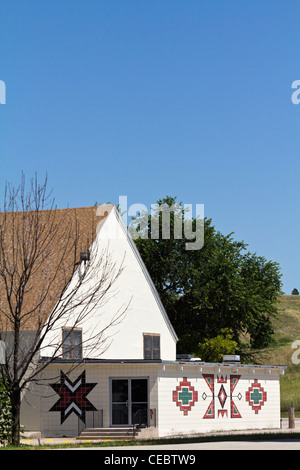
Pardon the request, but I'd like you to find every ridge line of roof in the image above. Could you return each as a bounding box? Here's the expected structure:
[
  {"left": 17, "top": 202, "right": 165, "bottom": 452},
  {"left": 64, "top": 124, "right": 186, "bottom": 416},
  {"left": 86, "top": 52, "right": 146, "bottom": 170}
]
[{"left": 110, "top": 207, "right": 179, "bottom": 343}]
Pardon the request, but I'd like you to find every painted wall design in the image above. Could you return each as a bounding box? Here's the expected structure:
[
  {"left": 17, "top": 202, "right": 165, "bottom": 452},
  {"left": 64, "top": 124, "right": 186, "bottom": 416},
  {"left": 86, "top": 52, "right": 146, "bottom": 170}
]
[
  {"left": 246, "top": 379, "right": 267, "bottom": 414},
  {"left": 173, "top": 375, "right": 268, "bottom": 419},
  {"left": 202, "top": 374, "right": 242, "bottom": 419},
  {"left": 172, "top": 377, "right": 198, "bottom": 415},
  {"left": 49, "top": 370, "right": 97, "bottom": 424},
  {"left": 48, "top": 371, "right": 269, "bottom": 428}
]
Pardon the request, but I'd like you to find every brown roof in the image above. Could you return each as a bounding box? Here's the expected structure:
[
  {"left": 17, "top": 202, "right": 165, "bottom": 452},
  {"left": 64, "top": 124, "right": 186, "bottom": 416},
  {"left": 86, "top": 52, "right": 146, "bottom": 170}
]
[{"left": 0, "top": 205, "right": 114, "bottom": 331}]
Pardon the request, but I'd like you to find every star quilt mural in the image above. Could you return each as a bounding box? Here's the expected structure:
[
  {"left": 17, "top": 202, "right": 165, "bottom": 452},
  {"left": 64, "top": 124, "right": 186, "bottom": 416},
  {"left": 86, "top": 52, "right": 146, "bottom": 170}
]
[{"left": 49, "top": 370, "right": 97, "bottom": 424}]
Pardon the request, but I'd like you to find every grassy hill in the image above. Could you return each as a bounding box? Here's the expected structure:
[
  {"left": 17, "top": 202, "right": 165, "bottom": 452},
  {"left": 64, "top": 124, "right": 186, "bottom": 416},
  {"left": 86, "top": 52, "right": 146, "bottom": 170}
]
[{"left": 258, "top": 295, "right": 300, "bottom": 412}]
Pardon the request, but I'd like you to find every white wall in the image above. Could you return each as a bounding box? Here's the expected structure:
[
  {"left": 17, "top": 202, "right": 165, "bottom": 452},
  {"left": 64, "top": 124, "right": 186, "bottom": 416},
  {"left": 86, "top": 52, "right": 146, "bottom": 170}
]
[
  {"left": 94, "top": 209, "right": 177, "bottom": 360},
  {"left": 41, "top": 208, "right": 177, "bottom": 361},
  {"left": 21, "top": 362, "right": 284, "bottom": 438},
  {"left": 22, "top": 363, "right": 160, "bottom": 437},
  {"left": 157, "top": 364, "right": 283, "bottom": 437}
]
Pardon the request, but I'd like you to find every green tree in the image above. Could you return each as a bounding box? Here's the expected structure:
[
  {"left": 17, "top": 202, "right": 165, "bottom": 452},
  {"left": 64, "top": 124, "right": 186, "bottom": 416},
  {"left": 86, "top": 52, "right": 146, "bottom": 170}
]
[
  {"left": 133, "top": 196, "right": 283, "bottom": 354},
  {"left": 292, "top": 288, "right": 299, "bottom": 295},
  {"left": 194, "top": 328, "right": 237, "bottom": 362}
]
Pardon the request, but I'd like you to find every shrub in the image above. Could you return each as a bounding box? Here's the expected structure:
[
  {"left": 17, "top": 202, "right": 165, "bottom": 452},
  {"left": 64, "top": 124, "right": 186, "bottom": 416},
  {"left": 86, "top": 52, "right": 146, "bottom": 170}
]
[
  {"left": 194, "top": 328, "right": 238, "bottom": 362},
  {"left": 0, "top": 377, "right": 13, "bottom": 445}
]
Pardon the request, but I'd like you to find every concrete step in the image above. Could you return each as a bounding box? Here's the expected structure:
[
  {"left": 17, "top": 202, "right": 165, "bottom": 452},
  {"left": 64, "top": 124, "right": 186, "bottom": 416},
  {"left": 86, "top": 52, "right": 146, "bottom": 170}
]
[{"left": 77, "top": 427, "right": 141, "bottom": 441}]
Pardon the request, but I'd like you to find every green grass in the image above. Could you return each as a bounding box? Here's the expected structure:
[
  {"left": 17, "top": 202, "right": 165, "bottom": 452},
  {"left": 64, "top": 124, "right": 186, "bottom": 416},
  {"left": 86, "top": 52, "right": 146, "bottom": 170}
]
[
  {"left": 3, "top": 431, "right": 300, "bottom": 450},
  {"left": 256, "top": 295, "right": 300, "bottom": 412}
]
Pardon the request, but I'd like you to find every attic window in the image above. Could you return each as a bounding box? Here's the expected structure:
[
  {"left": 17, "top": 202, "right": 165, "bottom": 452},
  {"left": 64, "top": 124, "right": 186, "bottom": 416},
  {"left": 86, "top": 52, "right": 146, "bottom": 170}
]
[
  {"left": 143, "top": 334, "right": 160, "bottom": 360},
  {"left": 62, "top": 328, "right": 82, "bottom": 360}
]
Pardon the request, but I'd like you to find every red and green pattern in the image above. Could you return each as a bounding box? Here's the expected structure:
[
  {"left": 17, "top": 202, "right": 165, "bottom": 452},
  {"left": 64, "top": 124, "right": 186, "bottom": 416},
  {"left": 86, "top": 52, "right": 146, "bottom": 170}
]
[
  {"left": 246, "top": 380, "right": 267, "bottom": 414},
  {"left": 172, "top": 377, "right": 198, "bottom": 415}
]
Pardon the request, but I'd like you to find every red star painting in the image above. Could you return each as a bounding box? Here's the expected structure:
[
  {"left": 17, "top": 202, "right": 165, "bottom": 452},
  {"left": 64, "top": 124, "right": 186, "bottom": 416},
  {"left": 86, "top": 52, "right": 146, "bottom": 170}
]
[{"left": 49, "top": 370, "right": 97, "bottom": 424}]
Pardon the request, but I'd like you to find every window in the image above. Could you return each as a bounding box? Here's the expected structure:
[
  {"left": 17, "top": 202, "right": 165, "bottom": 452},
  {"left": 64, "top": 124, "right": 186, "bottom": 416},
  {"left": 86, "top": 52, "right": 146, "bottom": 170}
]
[
  {"left": 143, "top": 334, "right": 160, "bottom": 360},
  {"left": 62, "top": 328, "right": 82, "bottom": 359}
]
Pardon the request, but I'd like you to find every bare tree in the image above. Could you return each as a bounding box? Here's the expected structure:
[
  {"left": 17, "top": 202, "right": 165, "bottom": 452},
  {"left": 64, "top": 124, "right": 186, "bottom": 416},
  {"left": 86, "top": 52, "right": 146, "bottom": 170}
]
[{"left": 0, "top": 174, "right": 128, "bottom": 445}]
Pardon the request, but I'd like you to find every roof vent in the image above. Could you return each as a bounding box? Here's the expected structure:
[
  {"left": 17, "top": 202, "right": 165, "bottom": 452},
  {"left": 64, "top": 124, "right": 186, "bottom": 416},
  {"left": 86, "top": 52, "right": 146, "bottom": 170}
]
[
  {"left": 176, "top": 354, "right": 194, "bottom": 361},
  {"left": 176, "top": 354, "right": 202, "bottom": 362},
  {"left": 223, "top": 355, "right": 240, "bottom": 364},
  {"left": 80, "top": 251, "right": 90, "bottom": 263}
]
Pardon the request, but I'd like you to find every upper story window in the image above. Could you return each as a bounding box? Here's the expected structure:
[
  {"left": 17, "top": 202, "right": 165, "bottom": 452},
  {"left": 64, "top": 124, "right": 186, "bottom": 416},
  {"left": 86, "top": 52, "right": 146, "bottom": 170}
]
[
  {"left": 62, "top": 328, "right": 82, "bottom": 359},
  {"left": 143, "top": 333, "right": 160, "bottom": 360}
]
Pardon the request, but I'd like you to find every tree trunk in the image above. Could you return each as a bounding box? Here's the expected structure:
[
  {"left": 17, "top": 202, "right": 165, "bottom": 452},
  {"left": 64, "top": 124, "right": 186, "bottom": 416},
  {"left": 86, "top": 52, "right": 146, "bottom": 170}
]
[{"left": 11, "top": 388, "right": 21, "bottom": 446}]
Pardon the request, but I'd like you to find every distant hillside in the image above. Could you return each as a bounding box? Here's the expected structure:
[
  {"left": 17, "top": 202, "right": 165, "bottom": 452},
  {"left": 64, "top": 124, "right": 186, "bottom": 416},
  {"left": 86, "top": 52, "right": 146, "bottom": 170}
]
[{"left": 261, "top": 295, "right": 300, "bottom": 412}]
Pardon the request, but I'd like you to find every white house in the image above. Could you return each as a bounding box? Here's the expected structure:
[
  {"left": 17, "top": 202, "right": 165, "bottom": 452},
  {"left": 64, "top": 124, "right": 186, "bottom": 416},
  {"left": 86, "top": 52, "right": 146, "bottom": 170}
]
[{"left": 15, "top": 205, "right": 286, "bottom": 438}]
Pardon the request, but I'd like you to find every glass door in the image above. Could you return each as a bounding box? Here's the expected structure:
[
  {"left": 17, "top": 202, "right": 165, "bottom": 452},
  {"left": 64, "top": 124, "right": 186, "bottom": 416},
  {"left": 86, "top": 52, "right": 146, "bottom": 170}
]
[
  {"left": 111, "top": 378, "right": 148, "bottom": 426},
  {"left": 131, "top": 379, "right": 148, "bottom": 426},
  {"left": 111, "top": 379, "right": 129, "bottom": 425}
]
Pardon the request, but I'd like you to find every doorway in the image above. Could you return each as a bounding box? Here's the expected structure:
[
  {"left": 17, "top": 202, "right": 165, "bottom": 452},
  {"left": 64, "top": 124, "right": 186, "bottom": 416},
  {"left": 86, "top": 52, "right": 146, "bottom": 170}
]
[{"left": 111, "top": 378, "right": 148, "bottom": 427}]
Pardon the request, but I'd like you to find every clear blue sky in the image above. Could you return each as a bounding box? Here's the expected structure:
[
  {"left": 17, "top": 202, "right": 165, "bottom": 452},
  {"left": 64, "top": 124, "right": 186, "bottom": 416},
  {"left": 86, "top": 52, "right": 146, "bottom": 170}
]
[{"left": 1, "top": 0, "right": 300, "bottom": 294}]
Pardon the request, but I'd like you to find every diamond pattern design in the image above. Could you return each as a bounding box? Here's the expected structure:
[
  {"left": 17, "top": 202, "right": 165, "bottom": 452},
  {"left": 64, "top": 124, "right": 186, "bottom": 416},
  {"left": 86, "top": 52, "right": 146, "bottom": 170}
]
[
  {"left": 246, "top": 379, "right": 267, "bottom": 414},
  {"left": 218, "top": 384, "right": 227, "bottom": 408},
  {"left": 172, "top": 377, "right": 198, "bottom": 416}
]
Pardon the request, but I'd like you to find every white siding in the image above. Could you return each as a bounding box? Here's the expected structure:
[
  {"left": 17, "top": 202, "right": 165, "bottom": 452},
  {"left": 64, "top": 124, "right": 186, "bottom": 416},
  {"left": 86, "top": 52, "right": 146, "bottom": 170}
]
[
  {"left": 22, "top": 363, "right": 159, "bottom": 438},
  {"left": 41, "top": 207, "right": 177, "bottom": 361},
  {"left": 21, "top": 362, "right": 284, "bottom": 438},
  {"left": 157, "top": 364, "right": 282, "bottom": 437}
]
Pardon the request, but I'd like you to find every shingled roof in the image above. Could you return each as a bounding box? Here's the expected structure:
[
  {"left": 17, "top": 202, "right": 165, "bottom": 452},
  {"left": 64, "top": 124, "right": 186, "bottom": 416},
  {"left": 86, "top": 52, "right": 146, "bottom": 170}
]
[{"left": 0, "top": 205, "right": 114, "bottom": 332}]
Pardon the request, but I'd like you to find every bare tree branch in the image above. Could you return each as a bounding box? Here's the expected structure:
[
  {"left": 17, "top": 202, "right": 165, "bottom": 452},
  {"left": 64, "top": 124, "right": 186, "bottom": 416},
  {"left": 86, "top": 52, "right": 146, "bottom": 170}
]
[{"left": 0, "top": 173, "right": 128, "bottom": 444}]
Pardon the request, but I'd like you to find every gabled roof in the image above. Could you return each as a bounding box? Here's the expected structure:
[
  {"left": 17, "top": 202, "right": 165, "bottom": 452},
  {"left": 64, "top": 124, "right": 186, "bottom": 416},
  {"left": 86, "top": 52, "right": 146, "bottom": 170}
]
[
  {"left": 0, "top": 205, "right": 177, "bottom": 343},
  {"left": 112, "top": 209, "right": 178, "bottom": 342},
  {"left": 0, "top": 205, "right": 113, "bottom": 331}
]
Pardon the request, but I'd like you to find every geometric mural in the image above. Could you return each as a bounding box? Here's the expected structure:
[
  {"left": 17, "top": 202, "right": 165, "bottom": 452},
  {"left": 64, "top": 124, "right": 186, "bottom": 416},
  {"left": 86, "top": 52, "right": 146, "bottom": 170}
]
[
  {"left": 172, "top": 377, "right": 198, "bottom": 416},
  {"left": 202, "top": 374, "right": 215, "bottom": 418},
  {"left": 172, "top": 373, "right": 271, "bottom": 420},
  {"left": 202, "top": 374, "right": 242, "bottom": 419},
  {"left": 173, "top": 374, "right": 269, "bottom": 419},
  {"left": 230, "top": 375, "right": 242, "bottom": 418},
  {"left": 49, "top": 370, "right": 97, "bottom": 424},
  {"left": 246, "top": 379, "right": 267, "bottom": 414},
  {"left": 173, "top": 374, "right": 245, "bottom": 419}
]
